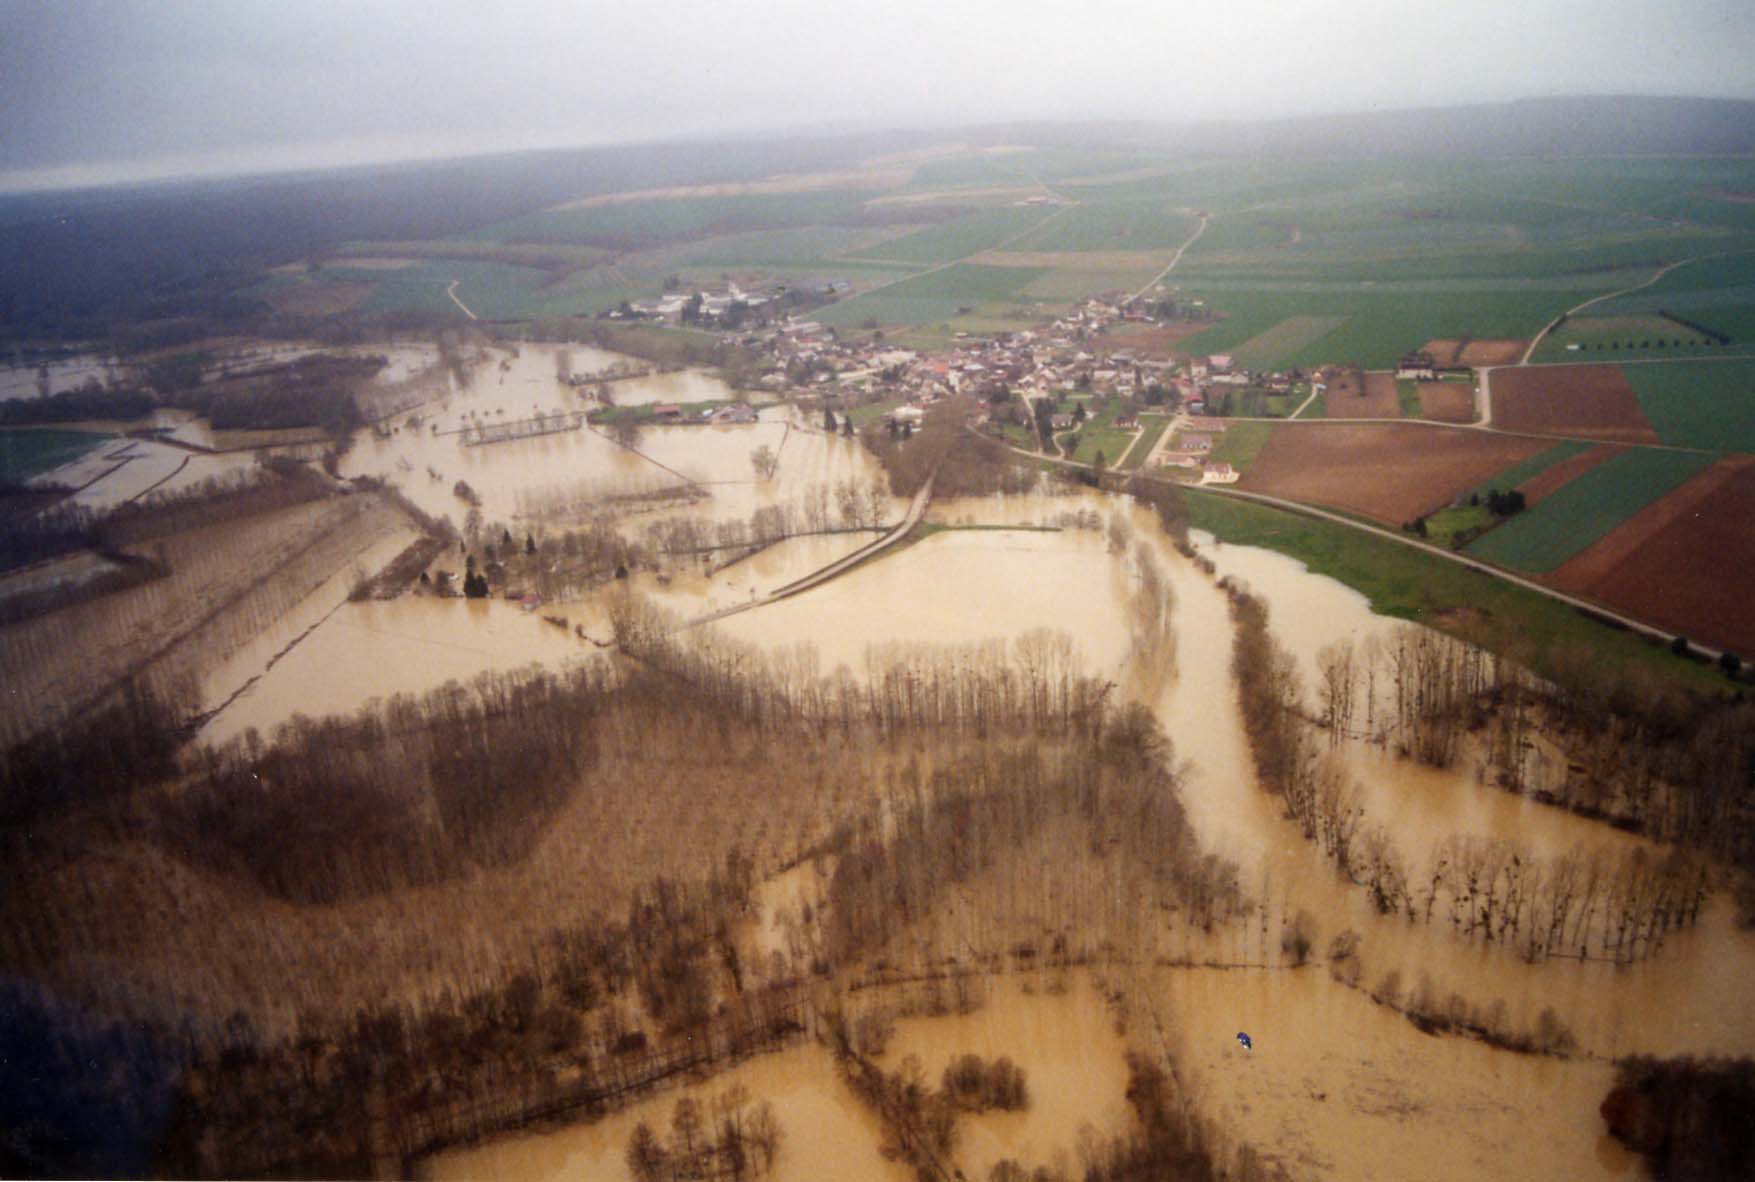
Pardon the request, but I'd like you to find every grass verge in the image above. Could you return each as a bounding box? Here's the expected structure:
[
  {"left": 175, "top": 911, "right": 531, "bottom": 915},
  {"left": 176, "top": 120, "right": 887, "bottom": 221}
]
[{"left": 1182, "top": 487, "right": 1726, "bottom": 693}]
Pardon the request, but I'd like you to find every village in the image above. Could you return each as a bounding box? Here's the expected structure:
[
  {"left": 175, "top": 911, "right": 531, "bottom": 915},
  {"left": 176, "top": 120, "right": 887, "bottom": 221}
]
[{"left": 606, "top": 284, "right": 1324, "bottom": 484}]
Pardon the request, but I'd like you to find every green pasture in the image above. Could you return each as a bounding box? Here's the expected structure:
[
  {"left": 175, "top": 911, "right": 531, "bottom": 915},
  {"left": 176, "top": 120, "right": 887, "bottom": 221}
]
[
  {"left": 1227, "top": 315, "right": 1346, "bottom": 370},
  {"left": 813, "top": 265, "right": 1045, "bottom": 327},
  {"left": 1172, "top": 286, "right": 1604, "bottom": 369},
  {"left": 1119, "top": 415, "right": 1173, "bottom": 470},
  {"left": 851, "top": 207, "right": 1059, "bottom": 265},
  {"left": 1064, "top": 400, "right": 1139, "bottom": 466},
  {"left": 1021, "top": 267, "right": 1162, "bottom": 300},
  {"left": 1179, "top": 487, "right": 1724, "bottom": 693},
  {"left": 1009, "top": 204, "right": 1199, "bottom": 252},
  {"left": 346, "top": 259, "right": 554, "bottom": 320},
  {"left": 1471, "top": 440, "right": 1595, "bottom": 500},
  {"left": 1465, "top": 447, "right": 1716, "bottom": 572},
  {"left": 1623, "top": 358, "right": 1755, "bottom": 452},
  {"left": 463, "top": 190, "right": 882, "bottom": 249},
  {"left": 1210, "top": 420, "right": 1273, "bottom": 472}
]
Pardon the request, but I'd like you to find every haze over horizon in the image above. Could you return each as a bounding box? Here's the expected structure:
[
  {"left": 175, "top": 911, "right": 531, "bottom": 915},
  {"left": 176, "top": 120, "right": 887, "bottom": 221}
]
[{"left": 3, "top": 0, "right": 1754, "bottom": 193}]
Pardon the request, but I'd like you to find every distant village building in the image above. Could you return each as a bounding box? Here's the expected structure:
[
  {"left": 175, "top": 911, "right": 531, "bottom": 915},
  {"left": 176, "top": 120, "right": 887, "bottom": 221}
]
[
  {"left": 1207, "top": 354, "right": 1234, "bottom": 372},
  {"left": 1050, "top": 413, "right": 1075, "bottom": 431},
  {"left": 1181, "top": 433, "right": 1215, "bottom": 453},
  {"left": 1396, "top": 352, "right": 1438, "bottom": 381},
  {"left": 1201, "top": 462, "right": 1239, "bottom": 484}
]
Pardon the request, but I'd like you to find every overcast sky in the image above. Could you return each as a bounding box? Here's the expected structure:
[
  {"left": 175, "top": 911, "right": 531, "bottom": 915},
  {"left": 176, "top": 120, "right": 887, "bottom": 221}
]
[{"left": 3, "top": 0, "right": 1753, "bottom": 191}]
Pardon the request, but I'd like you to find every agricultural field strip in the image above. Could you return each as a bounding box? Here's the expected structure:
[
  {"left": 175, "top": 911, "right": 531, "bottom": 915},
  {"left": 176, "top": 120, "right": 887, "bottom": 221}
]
[
  {"left": 1519, "top": 253, "right": 1735, "bottom": 363},
  {"left": 986, "top": 426, "right": 1724, "bottom": 657},
  {"left": 1619, "top": 357, "right": 1755, "bottom": 453},
  {"left": 1469, "top": 440, "right": 1596, "bottom": 500},
  {"left": 1218, "top": 410, "right": 1721, "bottom": 456},
  {"left": 832, "top": 204, "right": 1074, "bottom": 292},
  {"left": 1464, "top": 448, "right": 1716, "bottom": 573},
  {"left": 1180, "top": 482, "right": 1731, "bottom": 659}
]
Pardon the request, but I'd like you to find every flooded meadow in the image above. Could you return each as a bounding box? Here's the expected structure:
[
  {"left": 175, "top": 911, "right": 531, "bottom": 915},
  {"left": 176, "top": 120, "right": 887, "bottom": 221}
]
[{"left": 23, "top": 337, "right": 1747, "bottom": 1179}]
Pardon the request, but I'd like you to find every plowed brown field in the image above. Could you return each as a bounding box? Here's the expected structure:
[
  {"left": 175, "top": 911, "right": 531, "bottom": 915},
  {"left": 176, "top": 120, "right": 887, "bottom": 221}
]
[
  {"left": 1240, "top": 423, "right": 1550, "bottom": 525},
  {"left": 1420, "top": 338, "right": 1526, "bottom": 366},
  {"left": 1417, "top": 382, "right": 1475, "bottom": 423},
  {"left": 1491, "top": 365, "right": 1658, "bottom": 442},
  {"left": 1323, "top": 369, "right": 1400, "bottom": 418},
  {"left": 1517, "top": 444, "right": 1627, "bottom": 504},
  {"left": 1548, "top": 456, "right": 1755, "bottom": 654}
]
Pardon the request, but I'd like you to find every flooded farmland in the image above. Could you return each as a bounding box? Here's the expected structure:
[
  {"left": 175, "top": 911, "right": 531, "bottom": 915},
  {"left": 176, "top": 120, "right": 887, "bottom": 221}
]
[{"left": 13, "top": 338, "right": 1749, "bottom": 1181}]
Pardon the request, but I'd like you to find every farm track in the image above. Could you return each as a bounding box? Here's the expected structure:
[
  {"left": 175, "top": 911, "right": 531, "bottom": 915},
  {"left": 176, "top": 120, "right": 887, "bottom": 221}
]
[
  {"left": 1519, "top": 253, "right": 1726, "bottom": 364},
  {"left": 1131, "top": 213, "right": 1209, "bottom": 301},
  {"left": 445, "top": 280, "right": 478, "bottom": 321}
]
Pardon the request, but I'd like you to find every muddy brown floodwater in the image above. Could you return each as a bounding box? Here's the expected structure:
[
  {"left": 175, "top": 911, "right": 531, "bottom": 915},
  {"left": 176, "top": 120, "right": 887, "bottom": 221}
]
[
  {"left": 339, "top": 342, "right": 896, "bottom": 527},
  {"left": 422, "top": 1042, "right": 905, "bottom": 1182},
  {"left": 876, "top": 975, "right": 1136, "bottom": 1179},
  {"left": 183, "top": 426, "right": 1753, "bottom": 1179},
  {"left": 201, "top": 597, "right": 592, "bottom": 746}
]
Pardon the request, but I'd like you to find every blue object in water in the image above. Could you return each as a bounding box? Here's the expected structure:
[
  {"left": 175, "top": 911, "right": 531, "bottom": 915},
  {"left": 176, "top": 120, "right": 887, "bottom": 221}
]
[{"left": 1236, "top": 1032, "right": 1253, "bottom": 1050}]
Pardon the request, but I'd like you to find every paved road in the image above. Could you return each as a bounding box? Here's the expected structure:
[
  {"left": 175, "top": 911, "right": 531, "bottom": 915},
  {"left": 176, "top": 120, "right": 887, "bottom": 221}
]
[
  {"left": 1183, "top": 482, "right": 1725, "bottom": 661},
  {"left": 684, "top": 473, "right": 935, "bottom": 628}
]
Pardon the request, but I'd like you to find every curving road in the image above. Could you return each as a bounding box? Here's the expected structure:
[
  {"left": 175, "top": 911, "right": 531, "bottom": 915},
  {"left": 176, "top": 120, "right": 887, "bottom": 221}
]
[
  {"left": 684, "top": 473, "right": 935, "bottom": 628},
  {"left": 1184, "top": 482, "right": 1724, "bottom": 660}
]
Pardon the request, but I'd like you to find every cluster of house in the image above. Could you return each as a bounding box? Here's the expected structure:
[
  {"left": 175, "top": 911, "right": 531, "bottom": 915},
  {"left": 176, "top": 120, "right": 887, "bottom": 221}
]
[{"left": 645, "top": 401, "right": 760, "bottom": 424}]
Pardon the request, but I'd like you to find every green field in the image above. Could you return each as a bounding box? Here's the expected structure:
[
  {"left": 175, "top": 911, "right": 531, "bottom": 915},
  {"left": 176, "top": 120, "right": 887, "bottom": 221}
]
[
  {"left": 340, "top": 259, "right": 554, "bottom": 320},
  {"left": 852, "top": 207, "right": 1058, "bottom": 265},
  {"left": 1022, "top": 267, "right": 1160, "bottom": 300},
  {"left": 813, "top": 264, "right": 1046, "bottom": 327},
  {"left": 1466, "top": 447, "right": 1716, "bottom": 572},
  {"left": 1623, "top": 358, "right": 1755, "bottom": 452},
  {"left": 1227, "top": 315, "right": 1347, "bottom": 369},
  {"left": 1180, "top": 487, "right": 1724, "bottom": 692},
  {"left": 1172, "top": 285, "right": 1614, "bottom": 370},
  {"left": 1471, "top": 440, "right": 1595, "bottom": 499},
  {"left": 1119, "top": 414, "right": 1173, "bottom": 470},
  {"left": 1209, "top": 420, "right": 1273, "bottom": 472},
  {"left": 465, "top": 190, "right": 882, "bottom": 249},
  {"left": 1008, "top": 204, "right": 1199, "bottom": 253},
  {"left": 1064, "top": 400, "right": 1139, "bottom": 466},
  {"left": 1533, "top": 313, "right": 1739, "bottom": 362},
  {"left": 0, "top": 429, "right": 110, "bottom": 482}
]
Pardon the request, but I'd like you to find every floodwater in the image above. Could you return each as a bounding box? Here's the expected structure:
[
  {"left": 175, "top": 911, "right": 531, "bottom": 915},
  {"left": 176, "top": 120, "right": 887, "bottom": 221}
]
[
  {"left": 34, "top": 435, "right": 260, "bottom": 509},
  {"left": 100, "top": 348, "right": 1751, "bottom": 1178},
  {"left": 337, "top": 340, "right": 892, "bottom": 528},
  {"left": 877, "top": 975, "right": 1136, "bottom": 1180},
  {"left": 0, "top": 354, "right": 121, "bottom": 401},
  {"left": 422, "top": 1042, "right": 904, "bottom": 1182},
  {"left": 1139, "top": 966, "right": 1635, "bottom": 1181},
  {"left": 713, "top": 526, "right": 1134, "bottom": 680},
  {"left": 201, "top": 596, "right": 591, "bottom": 747}
]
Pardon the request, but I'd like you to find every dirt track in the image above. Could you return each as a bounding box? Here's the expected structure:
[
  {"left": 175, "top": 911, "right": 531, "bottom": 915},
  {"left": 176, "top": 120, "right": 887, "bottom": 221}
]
[
  {"left": 1240, "top": 423, "right": 1549, "bottom": 525},
  {"left": 1547, "top": 456, "right": 1755, "bottom": 654},
  {"left": 1490, "top": 365, "right": 1658, "bottom": 443}
]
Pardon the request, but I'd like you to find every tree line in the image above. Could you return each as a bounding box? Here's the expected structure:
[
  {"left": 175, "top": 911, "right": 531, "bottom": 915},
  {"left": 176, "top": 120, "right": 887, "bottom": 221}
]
[{"left": 1227, "top": 579, "right": 1709, "bottom": 964}]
